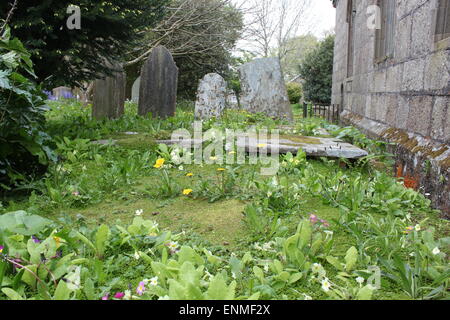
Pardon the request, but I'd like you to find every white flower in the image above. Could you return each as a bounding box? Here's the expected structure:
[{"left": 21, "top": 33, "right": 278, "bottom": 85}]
[
  {"left": 432, "top": 247, "right": 441, "bottom": 255},
  {"left": 311, "top": 263, "right": 322, "bottom": 274},
  {"left": 149, "top": 276, "right": 158, "bottom": 286},
  {"left": 178, "top": 165, "right": 184, "bottom": 171},
  {"left": 135, "top": 209, "right": 143, "bottom": 216},
  {"left": 414, "top": 224, "right": 421, "bottom": 232},
  {"left": 134, "top": 251, "right": 140, "bottom": 260},
  {"left": 303, "top": 294, "right": 313, "bottom": 300},
  {"left": 356, "top": 277, "right": 365, "bottom": 285},
  {"left": 321, "top": 278, "right": 332, "bottom": 292},
  {"left": 262, "top": 242, "right": 273, "bottom": 251},
  {"left": 124, "top": 290, "right": 132, "bottom": 300},
  {"left": 167, "top": 241, "right": 179, "bottom": 251},
  {"left": 264, "top": 264, "right": 269, "bottom": 273}
]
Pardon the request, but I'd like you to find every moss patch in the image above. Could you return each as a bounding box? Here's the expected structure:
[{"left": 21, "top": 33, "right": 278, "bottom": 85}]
[
  {"left": 63, "top": 197, "right": 247, "bottom": 248},
  {"left": 110, "top": 133, "right": 157, "bottom": 151},
  {"left": 279, "top": 134, "right": 321, "bottom": 145}
]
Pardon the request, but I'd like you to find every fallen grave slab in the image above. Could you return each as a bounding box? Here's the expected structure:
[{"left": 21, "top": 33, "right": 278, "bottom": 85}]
[{"left": 157, "top": 134, "right": 368, "bottom": 159}]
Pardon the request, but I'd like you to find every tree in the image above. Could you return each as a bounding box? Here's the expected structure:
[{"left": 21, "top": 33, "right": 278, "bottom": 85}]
[
  {"left": 0, "top": 0, "right": 168, "bottom": 88},
  {"left": 298, "top": 35, "right": 334, "bottom": 104},
  {"left": 281, "top": 34, "right": 318, "bottom": 80},
  {"left": 125, "top": 0, "right": 243, "bottom": 99},
  {"left": 241, "top": 0, "right": 313, "bottom": 60}
]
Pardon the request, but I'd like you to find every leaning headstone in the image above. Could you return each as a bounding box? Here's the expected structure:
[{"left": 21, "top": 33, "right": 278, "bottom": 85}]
[
  {"left": 238, "top": 58, "right": 293, "bottom": 121},
  {"left": 92, "top": 63, "right": 126, "bottom": 120},
  {"left": 195, "top": 73, "right": 227, "bottom": 119},
  {"left": 52, "top": 87, "right": 73, "bottom": 100},
  {"left": 138, "top": 46, "right": 178, "bottom": 118},
  {"left": 226, "top": 89, "right": 240, "bottom": 109},
  {"left": 131, "top": 77, "right": 140, "bottom": 103}
]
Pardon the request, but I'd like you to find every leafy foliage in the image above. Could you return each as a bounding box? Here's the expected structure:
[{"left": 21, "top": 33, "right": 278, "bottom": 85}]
[
  {"left": 0, "top": 100, "right": 448, "bottom": 301},
  {"left": 299, "top": 35, "right": 335, "bottom": 104},
  {"left": 0, "top": 27, "right": 56, "bottom": 190},
  {"left": 286, "top": 82, "right": 303, "bottom": 104},
  {"left": 1, "top": 0, "right": 168, "bottom": 88}
]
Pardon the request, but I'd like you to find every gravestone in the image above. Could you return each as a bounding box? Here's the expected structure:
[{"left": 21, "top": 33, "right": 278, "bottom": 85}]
[
  {"left": 226, "top": 89, "right": 239, "bottom": 109},
  {"left": 238, "top": 58, "right": 293, "bottom": 122},
  {"left": 92, "top": 63, "right": 126, "bottom": 120},
  {"left": 131, "top": 77, "right": 140, "bottom": 103},
  {"left": 52, "top": 87, "right": 73, "bottom": 100},
  {"left": 138, "top": 46, "right": 178, "bottom": 118},
  {"left": 195, "top": 73, "right": 227, "bottom": 119}
]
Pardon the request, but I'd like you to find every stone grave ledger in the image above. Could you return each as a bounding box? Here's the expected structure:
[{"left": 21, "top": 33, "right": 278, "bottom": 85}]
[
  {"left": 156, "top": 134, "right": 368, "bottom": 159},
  {"left": 131, "top": 77, "right": 141, "bottom": 103},
  {"left": 238, "top": 57, "right": 293, "bottom": 122},
  {"left": 138, "top": 46, "right": 178, "bottom": 119},
  {"left": 195, "top": 73, "right": 227, "bottom": 120},
  {"left": 92, "top": 63, "right": 126, "bottom": 120}
]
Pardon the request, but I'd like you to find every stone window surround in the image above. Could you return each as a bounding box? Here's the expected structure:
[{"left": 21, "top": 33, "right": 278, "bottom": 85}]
[{"left": 433, "top": 0, "right": 450, "bottom": 43}]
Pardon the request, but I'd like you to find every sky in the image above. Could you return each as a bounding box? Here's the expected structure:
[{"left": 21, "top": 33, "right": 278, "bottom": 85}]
[
  {"left": 232, "top": 0, "right": 336, "bottom": 54},
  {"left": 310, "top": 0, "right": 336, "bottom": 38}
]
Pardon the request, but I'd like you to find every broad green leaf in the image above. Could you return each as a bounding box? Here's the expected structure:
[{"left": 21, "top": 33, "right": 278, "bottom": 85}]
[
  {"left": 345, "top": 246, "right": 358, "bottom": 272},
  {"left": 54, "top": 280, "right": 71, "bottom": 300},
  {"left": 95, "top": 224, "right": 110, "bottom": 258},
  {"left": 1, "top": 288, "right": 24, "bottom": 300},
  {"left": 357, "top": 285, "right": 374, "bottom": 300},
  {"left": 326, "top": 256, "right": 344, "bottom": 271},
  {"left": 0, "top": 211, "right": 51, "bottom": 236},
  {"left": 83, "top": 278, "right": 96, "bottom": 300}
]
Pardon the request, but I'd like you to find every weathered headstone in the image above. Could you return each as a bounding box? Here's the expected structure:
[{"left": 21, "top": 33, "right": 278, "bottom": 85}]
[
  {"left": 238, "top": 58, "right": 293, "bottom": 122},
  {"left": 92, "top": 63, "right": 126, "bottom": 120},
  {"left": 138, "top": 46, "right": 178, "bottom": 118},
  {"left": 52, "top": 87, "right": 73, "bottom": 100},
  {"left": 131, "top": 77, "right": 140, "bottom": 103},
  {"left": 226, "top": 89, "right": 240, "bottom": 109},
  {"left": 195, "top": 73, "right": 227, "bottom": 119}
]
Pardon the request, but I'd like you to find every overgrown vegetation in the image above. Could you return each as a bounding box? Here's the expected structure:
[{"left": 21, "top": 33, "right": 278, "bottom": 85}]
[
  {"left": 299, "top": 35, "right": 334, "bottom": 104},
  {"left": 0, "top": 27, "right": 55, "bottom": 190},
  {"left": 0, "top": 100, "right": 448, "bottom": 301}
]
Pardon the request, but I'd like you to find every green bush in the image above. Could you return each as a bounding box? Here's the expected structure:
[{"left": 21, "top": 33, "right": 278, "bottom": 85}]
[
  {"left": 286, "top": 82, "right": 303, "bottom": 104},
  {"left": 0, "top": 27, "right": 56, "bottom": 190},
  {"left": 299, "top": 35, "right": 334, "bottom": 104}
]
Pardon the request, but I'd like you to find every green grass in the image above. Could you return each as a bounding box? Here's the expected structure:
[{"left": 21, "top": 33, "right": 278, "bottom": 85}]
[{"left": 1, "top": 100, "right": 449, "bottom": 301}]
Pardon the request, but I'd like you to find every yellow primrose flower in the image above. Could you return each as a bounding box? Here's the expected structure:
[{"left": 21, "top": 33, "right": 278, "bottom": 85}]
[
  {"left": 209, "top": 156, "right": 218, "bottom": 161},
  {"left": 183, "top": 189, "right": 193, "bottom": 195},
  {"left": 153, "top": 158, "right": 165, "bottom": 169},
  {"left": 257, "top": 143, "right": 267, "bottom": 148},
  {"left": 53, "top": 236, "right": 62, "bottom": 248},
  {"left": 217, "top": 168, "right": 226, "bottom": 172},
  {"left": 186, "top": 173, "right": 194, "bottom": 177}
]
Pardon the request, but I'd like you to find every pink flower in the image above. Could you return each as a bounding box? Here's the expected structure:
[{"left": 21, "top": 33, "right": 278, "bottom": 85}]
[
  {"left": 136, "top": 281, "right": 146, "bottom": 296},
  {"left": 320, "top": 219, "right": 330, "bottom": 228},
  {"left": 72, "top": 191, "right": 80, "bottom": 197},
  {"left": 309, "top": 214, "right": 318, "bottom": 224},
  {"left": 101, "top": 294, "right": 109, "bottom": 300},
  {"left": 114, "top": 292, "right": 125, "bottom": 299},
  {"left": 0, "top": 245, "right": 4, "bottom": 254}
]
